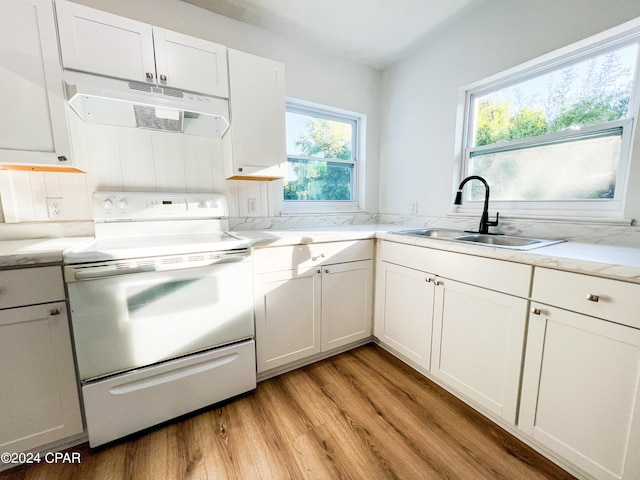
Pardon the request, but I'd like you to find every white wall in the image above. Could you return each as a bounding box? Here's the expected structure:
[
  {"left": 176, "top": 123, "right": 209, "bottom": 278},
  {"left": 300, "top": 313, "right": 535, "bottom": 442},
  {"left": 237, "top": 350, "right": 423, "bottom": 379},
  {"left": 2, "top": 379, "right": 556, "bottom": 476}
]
[
  {"left": 64, "top": 0, "right": 382, "bottom": 218},
  {"left": 380, "top": 0, "right": 640, "bottom": 219}
]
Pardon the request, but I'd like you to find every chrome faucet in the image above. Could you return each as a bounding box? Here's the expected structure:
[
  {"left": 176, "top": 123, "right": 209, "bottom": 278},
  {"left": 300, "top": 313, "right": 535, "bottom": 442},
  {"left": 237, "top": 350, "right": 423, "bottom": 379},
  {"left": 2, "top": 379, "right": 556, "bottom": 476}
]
[{"left": 454, "top": 175, "right": 499, "bottom": 234}]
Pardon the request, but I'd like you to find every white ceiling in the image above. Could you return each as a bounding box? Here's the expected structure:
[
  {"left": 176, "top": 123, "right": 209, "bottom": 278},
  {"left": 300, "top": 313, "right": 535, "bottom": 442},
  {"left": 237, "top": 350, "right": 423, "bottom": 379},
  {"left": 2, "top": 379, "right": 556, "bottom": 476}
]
[{"left": 182, "top": 0, "right": 481, "bottom": 69}]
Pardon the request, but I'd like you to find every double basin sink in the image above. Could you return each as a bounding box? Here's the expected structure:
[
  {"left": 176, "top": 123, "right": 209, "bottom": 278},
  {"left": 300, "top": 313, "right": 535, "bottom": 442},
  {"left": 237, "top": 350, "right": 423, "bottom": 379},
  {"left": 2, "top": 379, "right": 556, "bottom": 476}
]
[{"left": 396, "top": 228, "right": 565, "bottom": 251}]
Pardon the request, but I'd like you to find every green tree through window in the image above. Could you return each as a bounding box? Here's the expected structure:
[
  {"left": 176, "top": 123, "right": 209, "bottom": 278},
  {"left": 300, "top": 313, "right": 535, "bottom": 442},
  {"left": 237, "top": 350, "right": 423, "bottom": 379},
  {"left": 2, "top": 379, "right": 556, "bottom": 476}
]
[
  {"left": 284, "top": 110, "right": 356, "bottom": 202},
  {"left": 473, "top": 50, "right": 633, "bottom": 146}
]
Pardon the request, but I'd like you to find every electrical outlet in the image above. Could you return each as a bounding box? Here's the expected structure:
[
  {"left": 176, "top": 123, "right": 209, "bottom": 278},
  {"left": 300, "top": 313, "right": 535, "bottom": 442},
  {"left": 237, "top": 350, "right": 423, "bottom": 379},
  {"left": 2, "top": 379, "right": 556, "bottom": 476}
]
[
  {"left": 47, "top": 197, "right": 64, "bottom": 219},
  {"left": 248, "top": 197, "right": 258, "bottom": 214},
  {"left": 410, "top": 201, "right": 418, "bottom": 214}
]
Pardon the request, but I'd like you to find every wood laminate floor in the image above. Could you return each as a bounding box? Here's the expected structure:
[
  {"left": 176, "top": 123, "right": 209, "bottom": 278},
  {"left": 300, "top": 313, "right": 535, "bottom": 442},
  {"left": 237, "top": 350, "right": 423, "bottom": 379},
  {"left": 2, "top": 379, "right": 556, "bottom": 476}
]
[{"left": 2, "top": 344, "right": 575, "bottom": 480}]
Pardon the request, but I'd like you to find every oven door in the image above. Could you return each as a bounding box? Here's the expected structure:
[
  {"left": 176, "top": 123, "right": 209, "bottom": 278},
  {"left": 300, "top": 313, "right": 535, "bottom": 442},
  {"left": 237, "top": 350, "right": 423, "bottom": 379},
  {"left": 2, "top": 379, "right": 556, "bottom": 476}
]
[{"left": 66, "top": 254, "right": 253, "bottom": 382}]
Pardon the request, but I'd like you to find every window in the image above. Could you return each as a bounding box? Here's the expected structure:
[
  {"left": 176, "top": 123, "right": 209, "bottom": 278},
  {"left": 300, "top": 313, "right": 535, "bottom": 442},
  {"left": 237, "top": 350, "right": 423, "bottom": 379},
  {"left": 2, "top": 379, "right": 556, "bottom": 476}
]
[
  {"left": 284, "top": 101, "right": 361, "bottom": 211},
  {"left": 459, "top": 32, "right": 640, "bottom": 217}
]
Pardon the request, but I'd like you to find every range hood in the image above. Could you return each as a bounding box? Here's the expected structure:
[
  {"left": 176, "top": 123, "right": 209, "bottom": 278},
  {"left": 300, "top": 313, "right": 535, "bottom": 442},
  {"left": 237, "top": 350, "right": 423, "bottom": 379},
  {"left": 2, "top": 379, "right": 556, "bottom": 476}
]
[{"left": 64, "top": 71, "right": 230, "bottom": 138}]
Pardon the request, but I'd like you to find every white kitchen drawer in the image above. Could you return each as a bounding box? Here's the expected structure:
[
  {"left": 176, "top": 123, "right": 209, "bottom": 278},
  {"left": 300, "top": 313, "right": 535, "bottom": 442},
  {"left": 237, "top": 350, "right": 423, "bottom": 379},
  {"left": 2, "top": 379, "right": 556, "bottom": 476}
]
[
  {"left": 532, "top": 268, "right": 640, "bottom": 329},
  {"left": 82, "top": 340, "right": 256, "bottom": 447},
  {"left": 252, "top": 240, "right": 373, "bottom": 274},
  {"left": 0, "top": 266, "right": 65, "bottom": 309},
  {"left": 378, "top": 240, "right": 531, "bottom": 298}
]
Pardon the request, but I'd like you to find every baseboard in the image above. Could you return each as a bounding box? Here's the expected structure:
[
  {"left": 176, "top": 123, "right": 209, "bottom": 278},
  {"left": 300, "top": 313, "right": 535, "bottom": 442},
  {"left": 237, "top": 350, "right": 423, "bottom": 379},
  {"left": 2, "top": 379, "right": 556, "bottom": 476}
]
[{"left": 256, "top": 337, "right": 373, "bottom": 382}]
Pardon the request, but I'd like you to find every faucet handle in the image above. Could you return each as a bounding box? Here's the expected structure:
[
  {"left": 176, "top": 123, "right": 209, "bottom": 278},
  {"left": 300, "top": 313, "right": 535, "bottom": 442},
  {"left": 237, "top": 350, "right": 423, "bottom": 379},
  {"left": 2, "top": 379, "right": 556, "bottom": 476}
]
[{"left": 486, "top": 212, "right": 499, "bottom": 227}]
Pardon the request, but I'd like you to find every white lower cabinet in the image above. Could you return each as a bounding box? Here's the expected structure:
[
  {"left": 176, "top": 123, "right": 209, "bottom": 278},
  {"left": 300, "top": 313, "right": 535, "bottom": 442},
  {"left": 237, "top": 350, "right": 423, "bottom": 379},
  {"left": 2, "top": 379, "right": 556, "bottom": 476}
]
[
  {"left": 374, "top": 240, "right": 640, "bottom": 478},
  {"left": 374, "top": 261, "right": 435, "bottom": 370},
  {"left": 0, "top": 283, "right": 83, "bottom": 454},
  {"left": 253, "top": 241, "right": 373, "bottom": 374},
  {"left": 321, "top": 260, "right": 373, "bottom": 351},
  {"left": 520, "top": 309, "right": 640, "bottom": 480},
  {"left": 431, "top": 279, "right": 527, "bottom": 424},
  {"left": 374, "top": 240, "right": 528, "bottom": 425},
  {"left": 254, "top": 267, "right": 322, "bottom": 371}
]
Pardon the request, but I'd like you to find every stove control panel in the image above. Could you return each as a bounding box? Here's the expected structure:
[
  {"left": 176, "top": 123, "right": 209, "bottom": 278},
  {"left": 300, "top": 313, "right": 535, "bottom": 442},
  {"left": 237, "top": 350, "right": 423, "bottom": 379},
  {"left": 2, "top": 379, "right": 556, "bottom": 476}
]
[{"left": 93, "top": 192, "right": 228, "bottom": 221}]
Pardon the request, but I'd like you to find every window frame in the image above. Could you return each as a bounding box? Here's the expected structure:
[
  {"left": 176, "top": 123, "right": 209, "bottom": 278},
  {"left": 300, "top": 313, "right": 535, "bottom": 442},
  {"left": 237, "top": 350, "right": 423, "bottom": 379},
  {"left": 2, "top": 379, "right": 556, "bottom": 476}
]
[
  {"left": 456, "top": 25, "right": 640, "bottom": 220},
  {"left": 282, "top": 100, "right": 364, "bottom": 213}
]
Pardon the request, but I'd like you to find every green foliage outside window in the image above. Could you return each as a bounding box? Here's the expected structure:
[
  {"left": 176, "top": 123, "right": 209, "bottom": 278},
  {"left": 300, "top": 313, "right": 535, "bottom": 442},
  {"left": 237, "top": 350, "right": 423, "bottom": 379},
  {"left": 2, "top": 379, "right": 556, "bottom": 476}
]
[
  {"left": 474, "top": 51, "right": 632, "bottom": 146},
  {"left": 284, "top": 117, "right": 354, "bottom": 201}
]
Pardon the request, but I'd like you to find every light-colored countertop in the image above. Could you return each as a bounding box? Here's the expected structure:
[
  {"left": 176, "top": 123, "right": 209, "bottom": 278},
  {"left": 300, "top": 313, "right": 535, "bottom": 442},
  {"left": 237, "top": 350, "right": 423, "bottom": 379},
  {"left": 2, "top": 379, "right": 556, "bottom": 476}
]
[
  {"left": 0, "top": 237, "right": 92, "bottom": 268},
  {"left": 240, "top": 225, "right": 640, "bottom": 284},
  {"left": 1, "top": 226, "right": 639, "bottom": 284}
]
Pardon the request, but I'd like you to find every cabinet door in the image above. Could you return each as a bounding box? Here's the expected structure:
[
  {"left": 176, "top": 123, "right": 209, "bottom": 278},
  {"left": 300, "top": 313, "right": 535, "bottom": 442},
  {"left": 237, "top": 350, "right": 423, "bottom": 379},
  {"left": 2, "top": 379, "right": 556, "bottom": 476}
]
[
  {"left": 0, "top": 0, "right": 71, "bottom": 165},
  {"left": 254, "top": 269, "right": 321, "bottom": 373},
  {"left": 431, "top": 279, "right": 527, "bottom": 424},
  {"left": 374, "top": 261, "right": 435, "bottom": 371},
  {"left": 0, "top": 302, "right": 83, "bottom": 453},
  {"left": 520, "top": 304, "right": 640, "bottom": 480},
  {"left": 153, "top": 28, "right": 228, "bottom": 97},
  {"left": 224, "top": 49, "right": 286, "bottom": 180},
  {"left": 56, "top": 0, "right": 155, "bottom": 83},
  {"left": 322, "top": 260, "right": 373, "bottom": 351}
]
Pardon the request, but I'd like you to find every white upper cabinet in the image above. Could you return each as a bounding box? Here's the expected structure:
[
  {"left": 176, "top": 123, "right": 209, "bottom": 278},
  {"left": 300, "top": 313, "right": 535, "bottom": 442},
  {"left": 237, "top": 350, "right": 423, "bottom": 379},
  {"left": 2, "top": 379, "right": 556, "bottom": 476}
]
[
  {"left": 224, "top": 49, "right": 286, "bottom": 180},
  {"left": 0, "top": 0, "right": 72, "bottom": 166},
  {"left": 55, "top": 0, "right": 228, "bottom": 97},
  {"left": 153, "top": 28, "right": 228, "bottom": 98}
]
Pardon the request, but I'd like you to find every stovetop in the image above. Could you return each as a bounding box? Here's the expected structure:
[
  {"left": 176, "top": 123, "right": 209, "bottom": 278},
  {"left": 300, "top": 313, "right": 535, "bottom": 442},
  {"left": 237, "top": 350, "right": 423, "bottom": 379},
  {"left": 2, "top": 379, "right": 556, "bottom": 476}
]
[{"left": 63, "top": 192, "right": 250, "bottom": 264}]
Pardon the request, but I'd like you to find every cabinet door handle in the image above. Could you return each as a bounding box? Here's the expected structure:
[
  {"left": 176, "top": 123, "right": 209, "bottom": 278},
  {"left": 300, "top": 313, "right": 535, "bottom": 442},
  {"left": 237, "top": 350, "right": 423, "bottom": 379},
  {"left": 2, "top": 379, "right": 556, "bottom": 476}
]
[
  {"left": 159, "top": 74, "right": 167, "bottom": 82},
  {"left": 312, "top": 253, "right": 325, "bottom": 261},
  {"left": 324, "top": 269, "right": 330, "bottom": 274},
  {"left": 316, "top": 269, "right": 321, "bottom": 274},
  {"left": 586, "top": 294, "right": 600, "bottom": 302},
  {"left": 531, "top": 307, "right": 541, "bottom": 315},
  {"left": 435, "top": 280, "right": 443, "bottom": 286},
  {"left": 49, "top": 308, "right": 61, "bottom": 316},
  {"left": 425, "top": 277, "right": 432, "bottom": 283},
  {"left": 145, "top": 72, "right": 154, "bottom": 80}
]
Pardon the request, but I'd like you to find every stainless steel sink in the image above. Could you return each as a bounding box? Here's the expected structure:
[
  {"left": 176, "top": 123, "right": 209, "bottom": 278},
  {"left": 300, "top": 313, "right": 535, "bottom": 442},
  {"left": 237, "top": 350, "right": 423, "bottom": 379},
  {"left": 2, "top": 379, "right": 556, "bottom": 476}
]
[
  {"left": 396, "top": 228, "right": 466, "bottom": 238},
  {"left": 455, "top": 234, "right": 565, "bottom": 249},
  {"left": 396, "top": 229, "right": 565, "bottom": 250}
]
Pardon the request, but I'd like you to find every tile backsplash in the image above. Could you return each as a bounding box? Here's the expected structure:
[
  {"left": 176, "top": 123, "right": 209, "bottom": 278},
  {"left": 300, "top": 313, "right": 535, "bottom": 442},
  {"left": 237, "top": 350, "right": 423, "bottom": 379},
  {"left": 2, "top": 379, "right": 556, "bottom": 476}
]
[{"left": 229, "top": 213, "right": 379, "bottom": 231}]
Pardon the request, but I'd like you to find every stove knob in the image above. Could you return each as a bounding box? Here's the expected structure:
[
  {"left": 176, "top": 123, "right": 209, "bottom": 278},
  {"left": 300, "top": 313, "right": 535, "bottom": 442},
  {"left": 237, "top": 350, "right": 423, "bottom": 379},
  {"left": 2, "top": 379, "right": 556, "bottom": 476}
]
[
  {"left": 117, "top": 199, "right": 128, "bottom": 210},
  {"left": 102, "top": 199, "right": 114, "bottom": 210}
]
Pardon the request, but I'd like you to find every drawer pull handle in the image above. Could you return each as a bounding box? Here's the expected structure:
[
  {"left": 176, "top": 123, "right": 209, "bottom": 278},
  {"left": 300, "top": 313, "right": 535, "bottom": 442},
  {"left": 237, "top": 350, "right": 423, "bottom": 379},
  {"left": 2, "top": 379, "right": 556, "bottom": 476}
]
[
  {"left": 586, "top": 294, "right": 600, "bottom": 302},
  {"left": 531, "top": 308, "right": 541, "bottom": 315},
  {"left": 49, "top": 308, "right": 61, "bottom": 316},
  {"left": 312, "top": 253, "right": 325, "bottom": 261}
]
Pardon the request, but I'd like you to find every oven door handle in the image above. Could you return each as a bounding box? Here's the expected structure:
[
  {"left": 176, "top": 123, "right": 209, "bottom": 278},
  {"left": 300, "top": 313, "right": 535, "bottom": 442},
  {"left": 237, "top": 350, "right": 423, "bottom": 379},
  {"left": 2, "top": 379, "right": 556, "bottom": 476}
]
[{"left": 74, "top": 266, "right": 156, "bottom": 280}]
